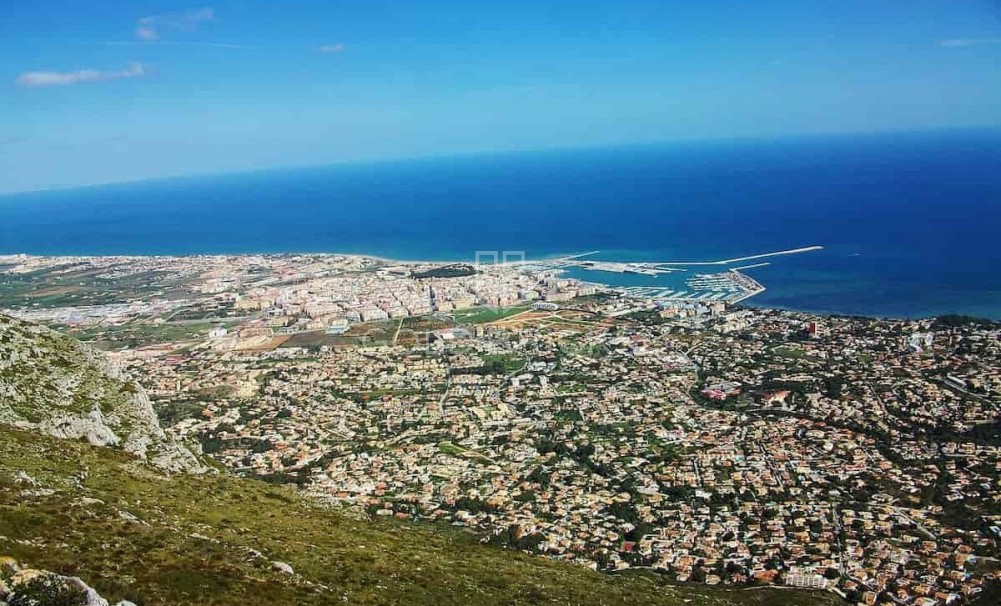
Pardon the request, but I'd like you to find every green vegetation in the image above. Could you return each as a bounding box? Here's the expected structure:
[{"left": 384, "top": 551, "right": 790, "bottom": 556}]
[
  {"left": 437, "top": 441, "right": 465, "bottom": 457},
  {"left": 411, "top": 264, "right": 477, "bottom": 279},
  {"left": 4, "top": 573, "right": 89, "bottom": 606},
  {"left": 0, "top": 427, "right": 837, "bottom": 606},
  {"left": 156, "top": 399, "right": 212, "bottom": 426},
  {"left": 622, "top": 310, "right": 668, "bottom": 326},
  {"left": 934, "top": 314, "right": 998, "bottom": 329},
  {"left": 437, "top": 441, "right": 492, "bottom": 464},
  {"left": 771, "top": 346, "right": 805, "bottom": 359},
  {"left": 452, "top": 305, "right": 530, "bottom": 324},
  {"left": 569, "top": 293, "right": 617, "bottom": 306},
  {"left": 0, "top": 268, "right": 185, "bottom": 309},
  {"left": 555, "top": 409, "right": 584, "bottom": 422},
  {"left": 68, "top": 320, "right": 218, "bottom": 350},
  {"left": 480, "top": 353, "right": 526, "bottom": 374}
]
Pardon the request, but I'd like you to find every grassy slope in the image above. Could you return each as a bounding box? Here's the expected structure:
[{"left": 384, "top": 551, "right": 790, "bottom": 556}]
[{"left": 0, "top": 427, "right": 842, "bottom": 606}]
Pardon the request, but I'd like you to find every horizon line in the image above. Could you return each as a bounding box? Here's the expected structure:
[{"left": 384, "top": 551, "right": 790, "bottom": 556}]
[{"left": 2, "top": 123, "right": 1000, "bottom": 199}]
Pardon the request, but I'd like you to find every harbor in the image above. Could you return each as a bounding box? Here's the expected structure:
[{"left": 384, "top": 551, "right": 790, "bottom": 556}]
[
  {"left": 617, "top": 269, "right": 765, "bottom": 305},
  {"left": 541, "top": 247, "right": 805, "bottom": 305}
]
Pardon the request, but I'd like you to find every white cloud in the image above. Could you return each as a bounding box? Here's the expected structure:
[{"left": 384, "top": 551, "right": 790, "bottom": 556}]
[
  {"left": 937, "top": 38, "right": 1001, "bottom": 48},
  {"left": 136, "top": 21, "right": 159, "bottom": 41},
  {"left": 135, "top": 7, "right": 214, "bottom": 42},
  {"left": 16, "top": 63, "right": 147, "bottom": 87},
  {"left": 316, "top": 43, "right": 345, "bottom": 53}
]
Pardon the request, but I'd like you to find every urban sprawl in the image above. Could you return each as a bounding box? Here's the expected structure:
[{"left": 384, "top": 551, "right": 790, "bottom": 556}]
[{"left": 2, "top": 252, "right": 1000, "bottom": 606}]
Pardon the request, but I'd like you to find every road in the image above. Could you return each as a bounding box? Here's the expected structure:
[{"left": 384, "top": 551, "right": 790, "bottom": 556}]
[{"left": 392, "top": 317, "right": 404, "bottom": 345}]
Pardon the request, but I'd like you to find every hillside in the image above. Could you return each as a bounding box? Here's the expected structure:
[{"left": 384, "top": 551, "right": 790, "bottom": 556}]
[{"left": 0, "top": 314, "right": 201, "bottom": 473}]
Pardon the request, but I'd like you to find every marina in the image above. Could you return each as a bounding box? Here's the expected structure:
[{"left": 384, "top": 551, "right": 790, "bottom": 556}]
[
  {"left": 543, "top": 246, "right": 811, "bottom": 306},
  {"left": 614, "top": 269, "right": 764, "bottom": 304}
]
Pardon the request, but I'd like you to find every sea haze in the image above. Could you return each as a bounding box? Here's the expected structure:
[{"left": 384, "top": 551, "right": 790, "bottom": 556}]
[{"left": 1, "top": 129, "right": 1000, "bottom": 319}]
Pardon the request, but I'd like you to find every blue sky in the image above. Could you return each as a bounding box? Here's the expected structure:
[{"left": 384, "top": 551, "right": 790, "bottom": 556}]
[{"left": 1, "top": 0, "right": 1000, "bottom": 194}]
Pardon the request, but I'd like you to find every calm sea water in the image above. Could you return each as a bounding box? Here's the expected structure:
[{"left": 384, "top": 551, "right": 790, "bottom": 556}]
[{"left": 2, "top": 129, "right": 1001, "bottom": 319}]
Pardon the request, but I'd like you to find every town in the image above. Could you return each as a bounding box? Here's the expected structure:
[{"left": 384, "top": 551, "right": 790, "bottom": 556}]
[{"left": 2, "top": 252, "right": 1000, "bottom": 606}]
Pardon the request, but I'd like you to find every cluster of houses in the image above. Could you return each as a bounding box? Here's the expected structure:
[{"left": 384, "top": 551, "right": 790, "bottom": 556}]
[{"left": 122, "top": 299, "right": 1001, "bottom": 604}]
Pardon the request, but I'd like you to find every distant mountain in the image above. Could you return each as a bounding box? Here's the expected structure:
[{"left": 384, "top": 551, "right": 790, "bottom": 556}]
[{"left": 0, "top": 314, "right": 203, "bottom": 473}]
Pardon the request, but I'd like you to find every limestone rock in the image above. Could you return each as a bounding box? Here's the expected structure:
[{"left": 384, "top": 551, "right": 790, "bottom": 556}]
[
  {"left": 12, "top": 472, "right": 36, "bottom": 487},
  {"left": 0, "top": 557, "right": 138, "bottom": 606},
  {"left": 0, "top": 314, "right": 205, "bottom": 474}
]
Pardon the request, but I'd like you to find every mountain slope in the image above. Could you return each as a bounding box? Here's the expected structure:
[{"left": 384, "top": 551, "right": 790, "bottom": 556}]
[{"left": 0, "top": 314, "right": 202, "bottom": 473}]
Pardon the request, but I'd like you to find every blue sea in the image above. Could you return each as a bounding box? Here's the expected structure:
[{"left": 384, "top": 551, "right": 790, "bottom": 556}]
[{"left": 2, "top": 129, "right": 1001, "bottom": 319}]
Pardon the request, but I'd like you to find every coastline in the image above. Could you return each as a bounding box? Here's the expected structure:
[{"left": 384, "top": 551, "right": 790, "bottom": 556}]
[
  {"left": 5, "top": 248, "right": 998, "bottom": 323},
  {"left": 2, "top": 245, "right": 823, "bottom": 270},
  {"left": 2, "top": 130, "right": 1000, "bottom": 321}
]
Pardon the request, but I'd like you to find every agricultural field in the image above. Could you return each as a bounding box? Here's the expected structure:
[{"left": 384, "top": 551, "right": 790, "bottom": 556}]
[{"left": 452, "top": 304, "right": 531, "bottom": 324}]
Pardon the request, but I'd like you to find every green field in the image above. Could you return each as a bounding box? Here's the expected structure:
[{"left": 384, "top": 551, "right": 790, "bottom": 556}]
[
  {"left": 67, "top": 320, "right": 224, "bottom": 350},
  {"left": 0, "top": 268, "right": 189, "bottom": 309},
  {"left": 772, "top": 346, "right": 806, "bottom": 359},
  {"left": 452, "top": 305, "right": 531, "bottom": 324}
]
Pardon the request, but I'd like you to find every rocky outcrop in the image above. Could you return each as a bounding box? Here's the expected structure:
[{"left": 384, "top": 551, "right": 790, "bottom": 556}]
[
  {"left": 0, "top": 556, "right": 135, "bottom": 606},
  {"left": 0, "top": 314, "right": 203, "bottom": 474}
]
